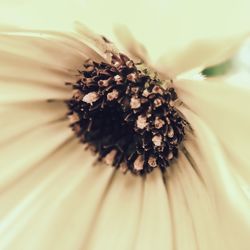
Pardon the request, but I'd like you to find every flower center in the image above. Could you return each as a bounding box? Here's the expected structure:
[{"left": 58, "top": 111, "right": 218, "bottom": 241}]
[{"left": 66, "top": 53, "right": 187, "bottom": 175}]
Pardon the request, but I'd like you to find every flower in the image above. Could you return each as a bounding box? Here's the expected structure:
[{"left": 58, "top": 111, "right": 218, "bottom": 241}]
[{"left": 0, "top": 0, "right": 250, "bottom": 250}]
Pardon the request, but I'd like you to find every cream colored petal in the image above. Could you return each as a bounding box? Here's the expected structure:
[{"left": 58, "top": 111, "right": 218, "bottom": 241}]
[
  {"left": 175, "top": 78, "right": 250, "bottom": 184},
  {"left": 0, "top": 28, "right": 101, "bottom": 103},
  {"left": 157, "top": 34, "right": 248, "bottom": 77},
  {"left": 0, "top": 146, "right": 175, "bottom": 250},
  {"left": 0, "top": 101, "right": 67, "bottom": 145},
  {"left": 179, "top": 107, "right": 250, "bottom": 250},
  {"left": 83, "top": 171, "right": 144, "bottom": 250},
  {"left": 0, "top": 120, "right": 72, "bottom": 190},
  {"left": 77, "top": 0, "right": 250, "bottom": 64},
  {"left": 1, "top": 0, "right": 250, "bottom": 65},
  {"left": 0, "top": 139, "right": 115, "bottom": 250},
  {"left": 166, "top": 164, "right": 199, "bottom": 250},
  {"left": 78, "top": 169, "right": 173, "bottom": 250},
  {"left": 132, "top": 170, "right": 172, "bottom": 250},
  {"left": 165, "top": 144, "right": 230, "bottom": 250},
  {"left": 0, "top": 137, "right": 145, "bottom": 250},
  {"left": 0, "top": 33, "right": 79, "bottom": 102}
]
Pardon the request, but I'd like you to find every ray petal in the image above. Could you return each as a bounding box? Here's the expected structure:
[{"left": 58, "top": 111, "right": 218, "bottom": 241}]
[
  {"left": 175, "top": 78, "right": 250, "bottom": 184},
  {"left": 1, "top": 0, "right": 250, "bottom": 66},
  {"left": 179, "top": 107, "right": 250, "bottom": 250},
  {"left": 0, "top": 28, "right": 103, "bottom": 103},
  {"left": 0, "top": 120, "right": 72, "bottom": 190}
]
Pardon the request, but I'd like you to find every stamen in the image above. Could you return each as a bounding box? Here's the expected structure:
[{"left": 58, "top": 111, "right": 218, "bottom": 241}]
[
  {"left": 152, "top": 85, "right": 164, "bottom": 95},
  {"left": 136, "top": 115, "right": 148, "bottom": 129},
  {"left": 107, "top": 89, "right": 119, "bottom": 101},
  {"left": 152, "top": 134, "right": 162, "bottom": 146},
  {"left": 167, "top": 152, "right": 173, "bottom": 160},
  {"left": 130, "top": 97, "right": 141, "bottom": 109},
  {"left": 82, "top": 92, "right": 99, "bottom": 105},
  {"left": 154, "top": 117, "right": 165, "bottom": 129},
  {"left": 104, "top": 149, "right": 117, "bottom": 165},
  {"left": 168, "top": 126, "right": 174, "bottom": 138},
  {"left": 66, "top": 52, "right": 188, "bottom": 176},
  {"left": 134, "top": 155, "right": 144, "bottom": 171},
  {"left": 127, "top": 73, "right": 137, "bottom": 82},
  {"left": 148, "top": 156, "right": 157, "bottom": 168},
  {"left": 114, "top": 75, "right": 123, "bottom": 82},
  {"left": 68, "top": 112, "right": 79, "bottom": 124},
  {"left": 154, "top": 98, "right": 162, "bottom": 107}
]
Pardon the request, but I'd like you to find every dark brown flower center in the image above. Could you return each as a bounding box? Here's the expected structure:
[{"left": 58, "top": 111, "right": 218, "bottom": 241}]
[{"left": 66, "top": 53, "right": 187, "bottom": 175}]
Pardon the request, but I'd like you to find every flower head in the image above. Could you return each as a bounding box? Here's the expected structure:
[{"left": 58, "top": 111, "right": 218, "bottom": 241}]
[
  {"left": 67, "top": 52, "right": 187, "bottom": 175},
  {"left": 0, "top": 0, "right": 250, "bottom": 250}
]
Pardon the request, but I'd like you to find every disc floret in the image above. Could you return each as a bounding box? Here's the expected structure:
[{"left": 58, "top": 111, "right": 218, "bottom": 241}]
[{"left": 67, "top": 53, "right": 187, "bottom": 175}]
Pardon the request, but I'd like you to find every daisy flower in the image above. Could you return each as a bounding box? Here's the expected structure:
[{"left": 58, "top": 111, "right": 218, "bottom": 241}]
[{"left": 0, "top": 0, "right": 250, "bottom": 250}]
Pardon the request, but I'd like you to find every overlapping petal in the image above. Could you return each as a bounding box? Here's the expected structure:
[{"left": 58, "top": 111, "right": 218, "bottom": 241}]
[
  {"left": 0, "top": 0, "right": 249, "bottom": 249},
  {"left": 175, "top": 76, "right": 250, "bottom": 249},
  {"left": 1, "top": 0, "right": 250, "bottom": 71},
  {"left": 180, "top": 108, "right": 250, "bottom": 250},
  {"left": 175, "top": 78, "right": 250, "bottom": 184}
]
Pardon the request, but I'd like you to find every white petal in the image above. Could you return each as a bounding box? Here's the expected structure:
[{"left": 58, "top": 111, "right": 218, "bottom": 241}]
[
  {"left": 175, "top": 78, "right": 250, "bottom": 184},
  {"left": 83, "top": 171, "right": 145, "bottom": 250},
  {"left": 132, "top": 170, "right": 172, "bottom": 250},
  {"left": 157, "top": 34, "right": 248, "bottom": 77},
  {"left": 87, "top": 171, "right": 172, "bottom": 250},
  {"left": 0, "top": 138, "right": 138, "bottom": 249},
  {"left": 0, "top": 133, "right": 173, "bottom": 250},
  {"left": 77, "top": 0, "right": 250, "bottom": 64},
  {"left": 179, "top": 107, "right": 250, "bottom": 250},
  {"left": 0, "top": 139, "right": 115, "bottom": 250},
  {"left": 0, "top": 120, "right": 72, "bottom": 190},
  {"left": 1, "top": 0, "right": 250, "bottom": 66},
  {"left": 166, "top": 146, "right": 231, "bottom": 250},
  {"left": 0, "top": 101, "right": 67, "bottom": 145},
  {"left": 0, "top": 28, "right": 100, "bottom": 103}
]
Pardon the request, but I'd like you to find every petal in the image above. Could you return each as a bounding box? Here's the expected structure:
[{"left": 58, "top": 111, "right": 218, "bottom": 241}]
[
  {"left": 0, "top": 136, "right": 172, "bottom": 250},
  {"left": 175, "top": 78, "right": 250, "bottom": 184},
  {"left": 157, "top": 34, "right": 248, "bottom": 77},
  {"left": 166, "top": 153, "right": 226, "bottom": 250},
  {"left": 78, "top": 0, "right": 250, "bottom": 65},
  {"left": 85, "top": 170, "right": 172, "bottom": 250},
  {"left": 1, "top": 0, "right": 250, "bottom": 67},
  {"left": 0, "top": 139, "right": 114, "bottom": 250},
  {"left": 0, "top": 28, "right": 103, "bottom": 103},
  {"left": 0, "top": 101, "right": 67, "bottom": 145},
  {"left": 0, "top": 119, "right": 72, "bottom": 190},
  {"left": 180, "top": 108, "right": 250, "bottom": 250}
]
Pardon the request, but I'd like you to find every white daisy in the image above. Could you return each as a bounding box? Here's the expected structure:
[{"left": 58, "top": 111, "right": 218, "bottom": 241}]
[{"left": 0, "top": 0, "right": 250, "bottom": 250}]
